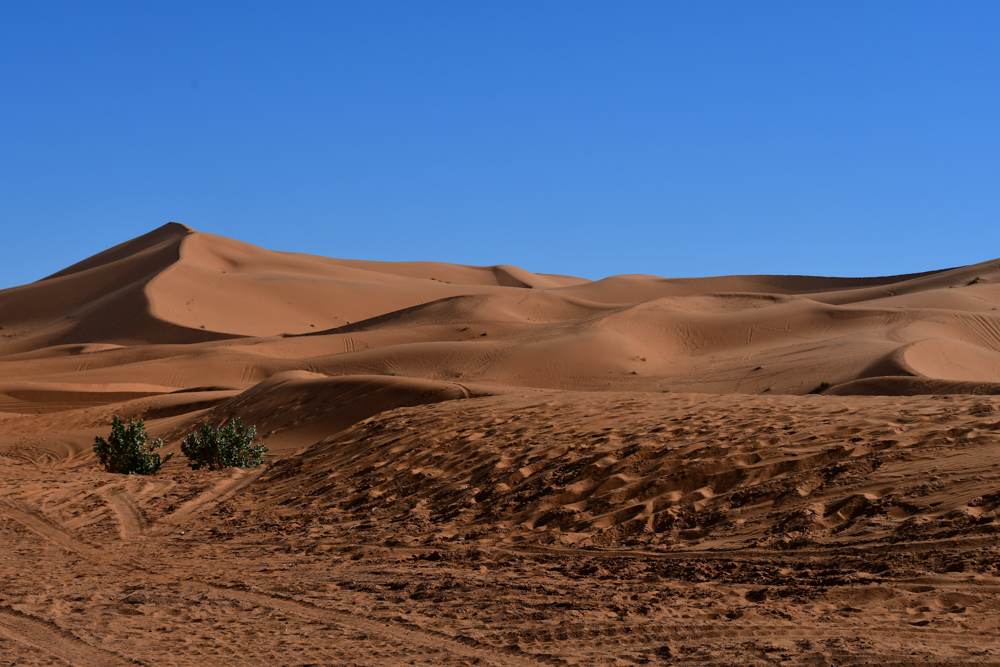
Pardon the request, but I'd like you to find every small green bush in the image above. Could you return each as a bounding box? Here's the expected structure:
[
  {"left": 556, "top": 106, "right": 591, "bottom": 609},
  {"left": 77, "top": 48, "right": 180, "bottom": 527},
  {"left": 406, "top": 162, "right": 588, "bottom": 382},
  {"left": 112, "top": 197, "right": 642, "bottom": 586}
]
[
  {"left": 94, "top": 415, "right": 173, "bottom": 474},
  {"left": 181, "top": 418, "right": 268, "bottom": 471}
]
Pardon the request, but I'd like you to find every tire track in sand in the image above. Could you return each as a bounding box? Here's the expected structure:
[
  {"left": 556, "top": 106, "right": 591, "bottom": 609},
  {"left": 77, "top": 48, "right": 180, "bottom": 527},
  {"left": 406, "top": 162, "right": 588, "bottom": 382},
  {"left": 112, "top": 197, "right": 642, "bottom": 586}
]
[
  {"left": 0, "top": 501, "right": 106, "bottom": 561},
  {"left": 0, "top": 501, "right": 539, "bottom": 667},
  {"left": 159, "top": 466, "right": 267, "bottom": 523},
  {"left": 0, "top": 605, "right": 131, "bottom": 666},
  {"left": 159, "top": 468, "right": 263, "bottom": 524},
  {"left": 100, "top": 489, "right": 144, "bottom": 540}
]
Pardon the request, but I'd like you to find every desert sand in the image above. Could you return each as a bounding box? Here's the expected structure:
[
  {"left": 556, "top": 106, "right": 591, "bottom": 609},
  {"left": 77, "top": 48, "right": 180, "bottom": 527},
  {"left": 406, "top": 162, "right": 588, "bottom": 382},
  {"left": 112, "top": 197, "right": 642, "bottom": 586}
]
[{"left": 1, "top": 222, "right": 1000, "bottom": 665}]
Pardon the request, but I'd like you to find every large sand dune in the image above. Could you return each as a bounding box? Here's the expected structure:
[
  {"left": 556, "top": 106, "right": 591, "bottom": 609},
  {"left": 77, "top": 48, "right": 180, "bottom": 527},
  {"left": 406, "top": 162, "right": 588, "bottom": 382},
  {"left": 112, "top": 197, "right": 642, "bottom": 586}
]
[
  {"left": 4, "top": 222, "right": 1000, "bottom": 397},
  {"left": 2, "top": 224, "right": 1000, "bottom": 665}
]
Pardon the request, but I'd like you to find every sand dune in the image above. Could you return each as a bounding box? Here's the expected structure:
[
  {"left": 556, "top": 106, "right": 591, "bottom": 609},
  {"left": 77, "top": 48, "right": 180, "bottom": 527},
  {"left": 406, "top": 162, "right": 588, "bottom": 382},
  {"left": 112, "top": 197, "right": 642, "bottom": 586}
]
[
  {"left": 5, "top": 222, "right": 999, "bottom": 397},
  {"left": 3, "top": 224, "right": 1000, "bottom": 665},
  {"left": 163, "top": 372, "right": 475, "bottom": 456},
  {"left": 149, "top": 226, "right": 587, "bottom": 337},
  {"left": 258, "top": 390, "right": 1000, "bottom": 550}
]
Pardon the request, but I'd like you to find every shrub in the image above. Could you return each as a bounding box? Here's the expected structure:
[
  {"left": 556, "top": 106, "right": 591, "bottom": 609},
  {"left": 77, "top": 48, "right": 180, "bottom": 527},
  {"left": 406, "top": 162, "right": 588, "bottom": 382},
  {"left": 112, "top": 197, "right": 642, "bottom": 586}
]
[
  {"left": 94, "top": 415, "right": 173, "bottom": 474},
  {"left": 181, "top": 418, "right": 268, "bottom": 470}
]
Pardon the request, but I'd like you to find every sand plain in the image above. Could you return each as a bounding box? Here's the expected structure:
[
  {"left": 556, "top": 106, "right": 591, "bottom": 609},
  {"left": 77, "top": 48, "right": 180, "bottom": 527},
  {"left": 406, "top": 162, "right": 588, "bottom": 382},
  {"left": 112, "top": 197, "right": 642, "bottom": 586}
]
[{"left": 1, "top": 222, "right": 1000, "bottom": 665}]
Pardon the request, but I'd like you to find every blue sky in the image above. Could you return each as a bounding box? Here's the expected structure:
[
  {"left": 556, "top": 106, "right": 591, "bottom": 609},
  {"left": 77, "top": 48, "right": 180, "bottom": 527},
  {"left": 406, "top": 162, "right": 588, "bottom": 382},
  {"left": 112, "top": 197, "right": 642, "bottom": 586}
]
[{"left": 2, "top": 2, "right": 999, "bottom": 288}]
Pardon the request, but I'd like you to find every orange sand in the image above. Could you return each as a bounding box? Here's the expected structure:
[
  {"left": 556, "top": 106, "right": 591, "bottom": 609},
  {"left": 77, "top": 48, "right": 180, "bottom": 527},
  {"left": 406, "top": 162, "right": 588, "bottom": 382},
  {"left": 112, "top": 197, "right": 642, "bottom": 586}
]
[{"left": 1, "top": 223, "right": 999, "bottom": 665}]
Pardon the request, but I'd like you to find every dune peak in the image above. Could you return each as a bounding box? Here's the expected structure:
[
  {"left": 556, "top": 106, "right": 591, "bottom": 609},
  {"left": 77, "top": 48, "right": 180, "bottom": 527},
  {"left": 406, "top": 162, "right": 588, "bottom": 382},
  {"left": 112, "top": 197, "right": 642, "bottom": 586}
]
[{"left": 163, "top": 221, "right": 195, "bottom": 234}]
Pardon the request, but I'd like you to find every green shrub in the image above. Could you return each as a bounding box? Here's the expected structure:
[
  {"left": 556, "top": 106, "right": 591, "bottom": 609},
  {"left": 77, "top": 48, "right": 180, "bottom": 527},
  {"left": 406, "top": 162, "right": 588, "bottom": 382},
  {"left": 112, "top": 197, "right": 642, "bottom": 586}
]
[
  {"left": 181, "top": 418, "right": 267, "bottom": 471},
  {"left": 94, "top": 415, "right": 173, "bottom": 474}
]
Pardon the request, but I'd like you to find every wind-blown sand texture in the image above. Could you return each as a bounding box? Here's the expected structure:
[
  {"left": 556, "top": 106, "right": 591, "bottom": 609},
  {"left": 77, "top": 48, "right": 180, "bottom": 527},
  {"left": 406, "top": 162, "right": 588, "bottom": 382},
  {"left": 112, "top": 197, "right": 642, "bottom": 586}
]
[{"left": 1, "top": 222, "right": 1000, "bottom": 665}]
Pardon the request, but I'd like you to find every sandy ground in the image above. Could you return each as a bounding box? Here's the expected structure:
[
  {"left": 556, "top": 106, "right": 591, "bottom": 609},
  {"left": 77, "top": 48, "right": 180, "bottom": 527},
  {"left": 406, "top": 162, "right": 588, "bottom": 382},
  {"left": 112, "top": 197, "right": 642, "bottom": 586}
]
[{"left": 2, "top": 224, "right": 1000, "bottom": 665}]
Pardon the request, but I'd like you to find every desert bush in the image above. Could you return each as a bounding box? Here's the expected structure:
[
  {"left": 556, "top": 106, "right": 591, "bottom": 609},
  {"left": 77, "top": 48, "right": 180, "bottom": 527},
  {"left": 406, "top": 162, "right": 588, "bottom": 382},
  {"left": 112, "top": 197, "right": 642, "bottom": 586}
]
[
  {"left": 94, "top": 415, "right": 173, "bottom": 474},
  {"left": 181, "top": 418, "right": 268, "bottom": 470}
]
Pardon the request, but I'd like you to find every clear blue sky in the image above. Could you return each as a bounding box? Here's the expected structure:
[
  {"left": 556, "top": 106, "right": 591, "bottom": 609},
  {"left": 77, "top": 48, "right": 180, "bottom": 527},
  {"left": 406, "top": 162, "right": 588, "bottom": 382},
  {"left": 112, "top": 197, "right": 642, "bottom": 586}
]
[{"left": 2, "top": 2, "right": 999, "bottom": 288}]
